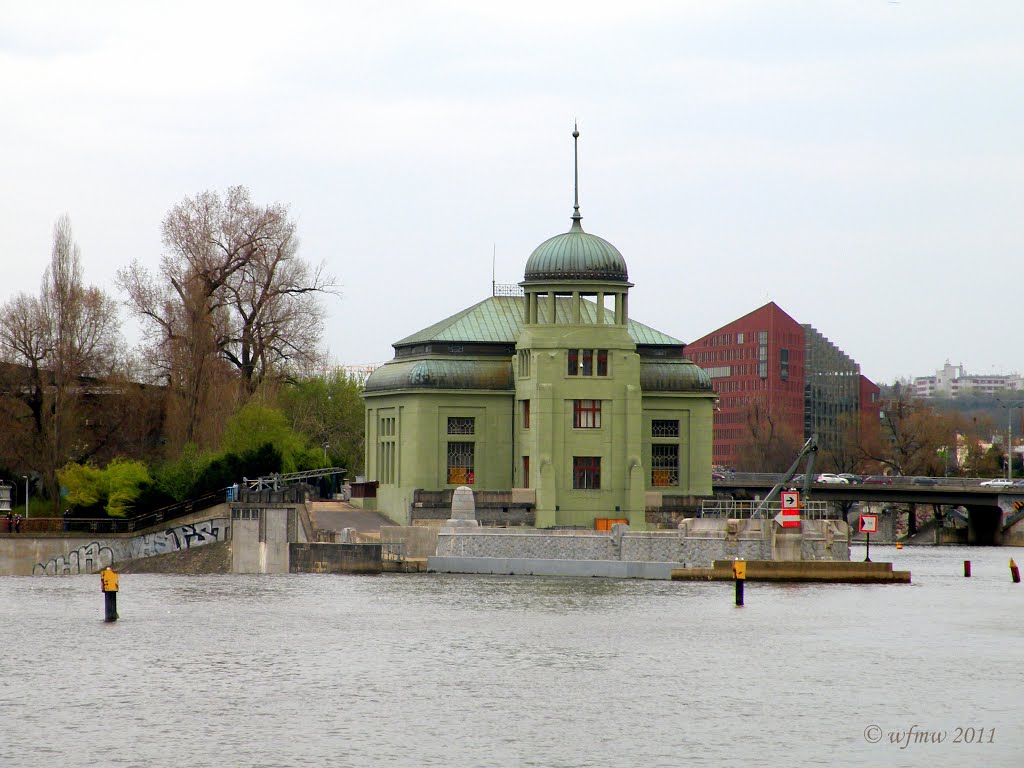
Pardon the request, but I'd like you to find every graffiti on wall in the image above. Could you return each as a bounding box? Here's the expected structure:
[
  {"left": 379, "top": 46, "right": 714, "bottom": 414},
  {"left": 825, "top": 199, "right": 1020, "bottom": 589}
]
[
  {"left": 33, "top": 517, "right": 230, "bottom": 575},
  {"left": 34, "top": 542, "right": 116, "bottom": 576}
]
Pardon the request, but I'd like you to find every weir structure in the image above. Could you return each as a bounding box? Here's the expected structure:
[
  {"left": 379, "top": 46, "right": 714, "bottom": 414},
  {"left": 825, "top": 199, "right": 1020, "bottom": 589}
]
[{"left": 415, "top": 486, "right": 850, "bottom": 580}]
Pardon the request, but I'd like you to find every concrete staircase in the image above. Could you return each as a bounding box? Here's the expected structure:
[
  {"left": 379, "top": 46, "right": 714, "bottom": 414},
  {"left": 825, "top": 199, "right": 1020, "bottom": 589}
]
[{"left": 308, "top": 501, "right": 397, "bottom": 539}]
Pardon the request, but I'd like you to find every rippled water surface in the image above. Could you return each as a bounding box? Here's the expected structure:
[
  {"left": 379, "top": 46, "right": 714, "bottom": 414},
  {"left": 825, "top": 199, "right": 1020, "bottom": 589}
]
[{"left": 2, "top": 545, "right": 1022, "bottom": 768}]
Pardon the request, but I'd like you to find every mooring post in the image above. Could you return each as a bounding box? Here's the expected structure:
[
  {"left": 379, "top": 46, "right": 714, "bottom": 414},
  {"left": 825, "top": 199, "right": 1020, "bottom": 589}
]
[
  {"left": 732, "top": 560, "right": 746, "bottom": 607},
  {"left": 1011, "top": 558, "right": 1021, "bottom": 584},
  {"left": 964, "top": 560, "right": 971, "bottom": 578},
  {"left": 100, "top": 566, "right": 119, "bottom": 622}
]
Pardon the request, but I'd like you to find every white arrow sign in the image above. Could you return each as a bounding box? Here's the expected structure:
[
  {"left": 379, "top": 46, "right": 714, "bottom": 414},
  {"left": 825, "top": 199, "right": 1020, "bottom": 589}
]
[{"left": 774, "top": 510, "right": 801, "bottom": 528}]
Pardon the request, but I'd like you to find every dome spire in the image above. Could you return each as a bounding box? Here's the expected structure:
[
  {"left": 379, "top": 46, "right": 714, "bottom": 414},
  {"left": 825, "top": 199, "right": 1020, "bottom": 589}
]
[{"left": 571, "top": 123, "right": 583, "bottom": 231}]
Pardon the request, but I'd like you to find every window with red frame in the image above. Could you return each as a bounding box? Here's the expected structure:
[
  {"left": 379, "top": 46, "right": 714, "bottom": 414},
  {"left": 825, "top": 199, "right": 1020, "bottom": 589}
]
[
  {"left": 573, "top": 399, "right": 601, "bottom": 428},
  {"left": 573, "top": 456, "right": 601, "bottom": 489}
]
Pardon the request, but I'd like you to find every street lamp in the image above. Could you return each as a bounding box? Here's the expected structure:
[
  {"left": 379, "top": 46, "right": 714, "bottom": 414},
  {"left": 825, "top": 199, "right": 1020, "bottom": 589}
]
[{"left": 995, "top": 399, "right": 1024, "bottom": 481}]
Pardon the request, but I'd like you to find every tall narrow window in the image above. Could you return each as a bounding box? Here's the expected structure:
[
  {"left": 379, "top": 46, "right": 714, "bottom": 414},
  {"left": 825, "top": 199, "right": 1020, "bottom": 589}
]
[
  {"left": 573, "top": 456, "right": 601, "bottom": 489},
  {"left": 567, "top": 349, "right": 579, "bottom": 376},
  {"left": 447, "top": 442, "right": 475, "bottom": 484},
  {"left": 581, "top": 349, "right": 593, "bottom": 376},
  {"left": 651, "top": 444, "right": 679, "bottom": 487},
  {"left": 522, "top": 455, "right": 530, "bottom": 487},
  {"left": 597, "top": 349, "right": 608, "bottom": 376},
  {"left": 521, "top": 399, "right": 530, "bottom": 429},
  {"left": 379, "top": 416, "right": 397, "bottom": 484},
  {"left": 573, "top": 399, "right": 601, "bottom": 429}
]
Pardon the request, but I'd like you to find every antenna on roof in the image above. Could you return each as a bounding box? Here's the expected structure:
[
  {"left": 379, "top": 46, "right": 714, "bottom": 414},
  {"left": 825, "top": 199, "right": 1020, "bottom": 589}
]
[
  {"left": 492, "top": 243, "right": 496, "bottom": 296},
  {"left": 571, "top": 122, "right": 582, "bottom": 230}
]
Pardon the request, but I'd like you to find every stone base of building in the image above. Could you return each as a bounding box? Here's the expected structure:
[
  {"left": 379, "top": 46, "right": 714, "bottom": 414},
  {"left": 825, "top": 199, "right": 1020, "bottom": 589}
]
[
  {"left": 428, "top": 556, "right": 682, "bottom": 579},
  {"left": 425, "top": 518, "right": 849, "bottom": 579}
]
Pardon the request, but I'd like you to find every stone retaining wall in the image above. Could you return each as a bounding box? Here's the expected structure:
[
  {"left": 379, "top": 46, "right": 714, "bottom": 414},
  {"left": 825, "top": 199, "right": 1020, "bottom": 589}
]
[{"left": 435, "top": 519, "right": 850, "bottom": 568}]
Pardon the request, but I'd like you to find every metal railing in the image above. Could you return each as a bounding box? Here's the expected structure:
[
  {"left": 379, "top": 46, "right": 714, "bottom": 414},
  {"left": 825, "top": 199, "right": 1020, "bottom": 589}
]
[
  {"left": 718, "top": 472, "right": 1014, "bottom": 489},
  {"left": 243, "top": 467, "right": 346, "bottom": 491},
  {"left": 381, "top": 541, "right": 406, "bottom": 562},
  {"left": 700, "top": 499, "right": 837, "bottom": 520},
  {"left": 1, "top": 489, "right": 231, "bottom": 536}
]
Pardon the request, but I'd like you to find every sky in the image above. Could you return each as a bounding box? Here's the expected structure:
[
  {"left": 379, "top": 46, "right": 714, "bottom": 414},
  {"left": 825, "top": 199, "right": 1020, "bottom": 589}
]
[{"left": 1, "top": 1, "right": 1021, "bottom": 385}]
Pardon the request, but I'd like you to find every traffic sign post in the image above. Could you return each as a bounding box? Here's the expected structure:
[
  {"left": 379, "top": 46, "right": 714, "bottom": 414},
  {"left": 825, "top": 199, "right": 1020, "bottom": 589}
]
[
  {"left": 774, "top": 490, "right": 801, "bottom": 528},
  {"left": 859, "top": 514, "right": 878, "bottom": 563}
]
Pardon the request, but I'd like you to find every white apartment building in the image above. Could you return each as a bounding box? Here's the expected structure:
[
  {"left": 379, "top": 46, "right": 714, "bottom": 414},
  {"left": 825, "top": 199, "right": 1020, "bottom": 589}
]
[{"left": 914, "top": 362, "right": 1024, "bottom": 398}]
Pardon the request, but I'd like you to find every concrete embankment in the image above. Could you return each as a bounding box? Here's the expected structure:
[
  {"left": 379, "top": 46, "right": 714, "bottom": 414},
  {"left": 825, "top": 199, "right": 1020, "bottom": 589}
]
[
  {"left": 115, "top": 541, "right": 232, "bottom": 574},
  {"left": 671, "top": 560, "right": 911, "bottom": 584}
]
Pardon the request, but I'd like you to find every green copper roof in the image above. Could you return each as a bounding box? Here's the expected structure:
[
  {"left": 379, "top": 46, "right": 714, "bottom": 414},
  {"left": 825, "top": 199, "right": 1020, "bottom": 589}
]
[
  {"left": 393, "top": 296, "right": 683, "bottom": 348},
  {"left": 522, "top": 220, "right": 629, "bottom": 283},
  {"left": 639, "top": 361, "right": 714, "bottom": 392},
  {"left": 364, "top": 358, "right": 514, "bottom": 393}
]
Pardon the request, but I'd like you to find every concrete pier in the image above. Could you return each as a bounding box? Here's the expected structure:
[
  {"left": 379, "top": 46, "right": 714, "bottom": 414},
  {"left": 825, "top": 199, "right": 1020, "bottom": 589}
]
[{"left": 671, "top": 560, "right": 911, "bottom": 584}]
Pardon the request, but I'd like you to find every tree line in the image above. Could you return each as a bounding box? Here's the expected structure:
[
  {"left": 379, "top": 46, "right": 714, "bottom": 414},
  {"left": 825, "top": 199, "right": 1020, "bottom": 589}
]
[
  {"left": 732, "top": 384, "right": 1018, "bottom": 478},
  {"left": 0, "top": 187, "right": 364, "bottom": 516}
]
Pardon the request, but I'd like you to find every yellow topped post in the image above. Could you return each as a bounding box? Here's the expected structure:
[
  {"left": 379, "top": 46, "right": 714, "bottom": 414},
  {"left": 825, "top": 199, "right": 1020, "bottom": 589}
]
[
  {"left": 100, "top": 566, "right": 119, "bottom": 622},
  {"left": 733, "top": 560, "right": 746, "bottom": 606}
]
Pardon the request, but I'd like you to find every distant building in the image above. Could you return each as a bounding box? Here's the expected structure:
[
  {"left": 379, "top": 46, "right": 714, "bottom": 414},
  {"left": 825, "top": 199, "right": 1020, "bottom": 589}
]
[
  {"left": 685, "top": 302, "right": 879, "bottom": 467},
  {"left": 913, "top": 362, "right": 1024, "bottom": 399}
]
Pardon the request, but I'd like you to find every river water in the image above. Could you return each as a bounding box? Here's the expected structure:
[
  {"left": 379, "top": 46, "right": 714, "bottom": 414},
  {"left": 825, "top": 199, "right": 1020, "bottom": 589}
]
[{"left": 1, "top": 545, "right": 1022, "bottom": 768}]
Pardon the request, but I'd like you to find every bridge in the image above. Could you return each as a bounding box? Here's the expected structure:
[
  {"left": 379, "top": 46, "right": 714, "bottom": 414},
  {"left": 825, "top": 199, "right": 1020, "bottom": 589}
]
[{"left": 711, "top": 475, "right": 1024, "bottom": 545}]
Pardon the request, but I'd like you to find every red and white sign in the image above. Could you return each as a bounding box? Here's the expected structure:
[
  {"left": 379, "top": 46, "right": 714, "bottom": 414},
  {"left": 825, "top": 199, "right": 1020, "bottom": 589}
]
[
  {"left": 774, "top": 509, "right": 801, "bottom": 528},
  {"left": 781, "top": 490, "right": 800, "bottom": 510},
  {"left": 859, "top": 514, "right": 878, "bottom": 534}
]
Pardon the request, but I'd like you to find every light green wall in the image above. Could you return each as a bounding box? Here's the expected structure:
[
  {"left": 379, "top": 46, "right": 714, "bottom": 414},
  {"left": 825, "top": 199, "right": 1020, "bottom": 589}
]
[
  {"left": 365, "top": 381, "right": 714, "bottom": 528},
  {"left": 514, "top": 280, "right": 710, "bottom": 527},
  {"left": 363, "top": 285, "right": 715, "bottom": 529},
  {"left": 364, "top": 390, "right": 514, "bottom": 525},
  {"left": 642, "top": 394, "right": 715, "bottom": 498}
]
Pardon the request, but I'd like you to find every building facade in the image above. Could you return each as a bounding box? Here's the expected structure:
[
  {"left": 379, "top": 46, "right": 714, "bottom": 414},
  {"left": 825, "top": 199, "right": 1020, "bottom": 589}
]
[
  {"left": 913, "top": 362, "right": 1024, "bottom": 399},
  {"left": 684, "top": 303, "right": 806, "bottom": 467},
  {"left": 362, "top": 143, "right": 716, "bottom": 528},
  {"left": 685, "top": 302, "right": 879, "bottom": 467}
]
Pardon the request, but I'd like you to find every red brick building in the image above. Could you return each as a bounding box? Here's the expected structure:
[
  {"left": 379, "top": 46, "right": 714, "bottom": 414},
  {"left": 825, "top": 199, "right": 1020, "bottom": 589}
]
[{"left": 686, "top": 302, "right": 879, "bottom": 468}]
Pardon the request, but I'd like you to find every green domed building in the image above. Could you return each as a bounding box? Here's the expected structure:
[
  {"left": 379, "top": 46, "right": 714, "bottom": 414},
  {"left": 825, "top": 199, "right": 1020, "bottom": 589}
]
[{"left": 363, "top": 133, "right": 715, "bottom": 529}]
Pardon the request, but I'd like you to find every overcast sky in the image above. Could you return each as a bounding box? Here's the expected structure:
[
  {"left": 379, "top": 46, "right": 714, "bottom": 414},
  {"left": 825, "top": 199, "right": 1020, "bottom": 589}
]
[{"left": 2, "top": 1, "right": 1021, "bottom": 385}]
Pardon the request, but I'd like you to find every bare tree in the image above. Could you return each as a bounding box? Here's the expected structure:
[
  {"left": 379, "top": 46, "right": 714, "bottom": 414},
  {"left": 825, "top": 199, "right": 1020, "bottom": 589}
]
[
  {"left": 862, "top": 387, "right": 958, "bottom": 478},
  {"left": 0, "top": 293, "right": 50, "bottom": 436},
  {"left": 861, "top": 386, "right": 963, "bottom": 536},
  {"left": 219, "top": 220, "right": 333, "bottom": 393},
  {"left": 118, "top": 186, "right": 336, "bottom": 449},
  {"left": 734, "top": 396, "right": 803, "bottom": 472},
  {"left": 0, "top": 215, "right": 122, "bottom": 510}
]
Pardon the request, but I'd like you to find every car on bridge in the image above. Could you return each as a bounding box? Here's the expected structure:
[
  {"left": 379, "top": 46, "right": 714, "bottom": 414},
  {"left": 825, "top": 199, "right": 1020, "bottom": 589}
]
[
  {"left": 863, "top": 475, "right": 894, "bottom": 485},
  {"left": 815, "top": 473, "right": 849, "bottom": 484},
  {"left": 912, "top": 476, "right": 939, "bottom": 486},
  {"left": 979, "top": 478, "right": 1014, "bottom": 487}
]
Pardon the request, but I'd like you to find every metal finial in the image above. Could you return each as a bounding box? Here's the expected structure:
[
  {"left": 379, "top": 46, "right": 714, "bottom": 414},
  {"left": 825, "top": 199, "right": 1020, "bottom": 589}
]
[{"left": 571, "top": 123, "right": 582, "bottom": 230}]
